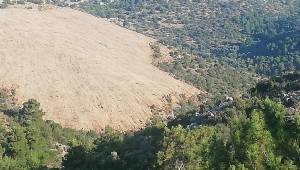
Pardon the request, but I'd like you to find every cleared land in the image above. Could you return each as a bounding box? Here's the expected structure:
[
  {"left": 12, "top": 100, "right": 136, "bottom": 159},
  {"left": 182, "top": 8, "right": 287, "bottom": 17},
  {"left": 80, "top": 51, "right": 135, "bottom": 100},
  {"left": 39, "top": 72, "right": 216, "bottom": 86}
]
[{"left": 0, "top": 7, "right": 200, "bottom": 131}]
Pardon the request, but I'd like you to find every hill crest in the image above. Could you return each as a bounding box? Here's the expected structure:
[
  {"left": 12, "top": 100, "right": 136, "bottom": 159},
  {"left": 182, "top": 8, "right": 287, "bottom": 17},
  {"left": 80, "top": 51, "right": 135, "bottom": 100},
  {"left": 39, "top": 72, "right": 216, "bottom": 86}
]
[{"left": 0, "top": 7, "right": 201, "bottom": 131}]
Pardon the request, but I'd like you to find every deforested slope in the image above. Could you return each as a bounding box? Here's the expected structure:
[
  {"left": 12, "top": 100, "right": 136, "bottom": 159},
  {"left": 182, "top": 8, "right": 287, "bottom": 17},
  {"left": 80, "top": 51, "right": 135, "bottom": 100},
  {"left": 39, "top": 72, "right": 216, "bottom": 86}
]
[{"left": 0, "top": 7, "right": 200, "bottom": 131}]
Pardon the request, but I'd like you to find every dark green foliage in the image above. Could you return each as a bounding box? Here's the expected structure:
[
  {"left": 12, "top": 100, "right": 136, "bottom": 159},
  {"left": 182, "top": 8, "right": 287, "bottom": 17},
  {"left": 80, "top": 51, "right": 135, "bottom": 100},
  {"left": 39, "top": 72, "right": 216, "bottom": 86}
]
[
  {"left": 63, "top": 73, "right": 300, "bottom": 169},
  {"left": 157, "top": 125, "right": 214, "bottom": 169},
  {"left": 250, "top": 72, "right": 300, "bottom": 106},
  {"left": 0, "top": 74, "right": 299, "bottom": 169},
  {"left": 80, "top": 0, "right": 300, "bottom": 96},
  {"left": 63, "top": 97, "right": 300, "bottom": 169},
  {"left": 3, "top": 1, "right": 300, "bottom": 169},
  {"left": 63, "top": 119, "right": 165, "bottom": 170},
  {"left": 0, "top": 89, "right": 98, "bottom": 169},
  {"left": 82, "top": 0, "right": 295, "bottom": 57},
  {"left": 0, "top": 101, "right": 56, "bottom": 169},
  {"left": 159, "top": 55, "right": 257, "bottom": 96}
]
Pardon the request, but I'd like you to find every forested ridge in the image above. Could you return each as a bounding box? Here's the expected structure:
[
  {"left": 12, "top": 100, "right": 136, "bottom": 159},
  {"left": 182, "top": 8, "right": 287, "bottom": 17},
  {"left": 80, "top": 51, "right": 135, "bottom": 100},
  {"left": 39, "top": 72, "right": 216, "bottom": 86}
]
[
  {"left": 80, "top": 0, "right": 300, "bottom": 96},
  {"left": 0, "top": 0, "right": 300, "bottom": 169}
]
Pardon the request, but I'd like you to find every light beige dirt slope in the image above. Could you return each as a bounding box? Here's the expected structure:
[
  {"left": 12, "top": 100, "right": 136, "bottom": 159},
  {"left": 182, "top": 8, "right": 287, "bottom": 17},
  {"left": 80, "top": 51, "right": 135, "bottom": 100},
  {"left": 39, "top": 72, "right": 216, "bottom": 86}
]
[{"left": 0, "top": 7, "right": 200, "bottom": 131}]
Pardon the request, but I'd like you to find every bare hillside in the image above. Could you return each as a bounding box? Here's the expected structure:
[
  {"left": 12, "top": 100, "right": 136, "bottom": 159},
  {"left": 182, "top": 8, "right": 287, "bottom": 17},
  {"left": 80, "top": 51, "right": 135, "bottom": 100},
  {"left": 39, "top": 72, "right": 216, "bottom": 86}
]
[{"left": 0, "top": 7, "right": 200, "bottom": 131}]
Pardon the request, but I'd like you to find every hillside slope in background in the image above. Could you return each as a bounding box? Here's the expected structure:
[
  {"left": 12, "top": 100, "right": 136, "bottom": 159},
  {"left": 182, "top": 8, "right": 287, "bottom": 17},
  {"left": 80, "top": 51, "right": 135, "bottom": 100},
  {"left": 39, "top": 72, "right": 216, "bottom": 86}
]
[{"left": 0, "top": 7, "right": 200, "bottom": 131}]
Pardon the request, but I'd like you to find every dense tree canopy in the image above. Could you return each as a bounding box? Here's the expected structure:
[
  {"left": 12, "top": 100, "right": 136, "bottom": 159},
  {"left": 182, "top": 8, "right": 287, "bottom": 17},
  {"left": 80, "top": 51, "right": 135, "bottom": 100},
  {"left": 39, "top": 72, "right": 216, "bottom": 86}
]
[
  {"left": 0, "top": 75, "right": 299, "bottom": 169},
  {"left": 0, "top": 88, "right": 97, "bottom": 169},
  {"left": 62, "top": 73, "right": 300, "bottom": 169},
  {"left": 80, "top": 0, "right": 300, "bottom": 96},
  {"left": 1, "top": 0, "right": 300, "bottom": 169}
]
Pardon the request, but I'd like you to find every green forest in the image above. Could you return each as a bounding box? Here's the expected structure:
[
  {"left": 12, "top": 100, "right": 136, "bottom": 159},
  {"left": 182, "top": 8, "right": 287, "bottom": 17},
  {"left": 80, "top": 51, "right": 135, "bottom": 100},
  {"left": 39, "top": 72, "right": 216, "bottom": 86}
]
[
  {"left": 80, "top": 0, "right": 300, "bottom": 96},
  {"left": 62, "top": 72, "right": 300, "bottom": 170},
  {"left": 0, "top": 88, "right": 97, "bottom": 169},
  {"left": 1, "top": 72, "right": 300, "bottom": 169},
  {"left": 1, "top": 0, "right": 300, "bottom": 169}
]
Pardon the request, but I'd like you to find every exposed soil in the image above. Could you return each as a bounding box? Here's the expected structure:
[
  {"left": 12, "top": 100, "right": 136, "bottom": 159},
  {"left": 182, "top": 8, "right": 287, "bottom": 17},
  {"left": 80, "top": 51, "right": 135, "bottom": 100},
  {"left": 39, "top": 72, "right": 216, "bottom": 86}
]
[{"left": 0, "top": 7, "right": 201, "bottom": 131}]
